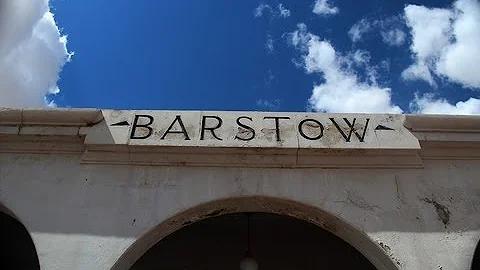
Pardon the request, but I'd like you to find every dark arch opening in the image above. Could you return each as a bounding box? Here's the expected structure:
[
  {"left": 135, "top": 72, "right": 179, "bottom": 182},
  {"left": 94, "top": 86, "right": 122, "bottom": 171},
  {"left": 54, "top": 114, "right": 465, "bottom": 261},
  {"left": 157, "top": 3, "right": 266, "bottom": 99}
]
[
  {"left": 473, "top": 239, "right": 480, "bottom": 270},
  {"left": 0, "top": 211, "right": 40, "bottom": 270},
  {"left": 131, "top": 212, "right": 376, "bottom": 270}
]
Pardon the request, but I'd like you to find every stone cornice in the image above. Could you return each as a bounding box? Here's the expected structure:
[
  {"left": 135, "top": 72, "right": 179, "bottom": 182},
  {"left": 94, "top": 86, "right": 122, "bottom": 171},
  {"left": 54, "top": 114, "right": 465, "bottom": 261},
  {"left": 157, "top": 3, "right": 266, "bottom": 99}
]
[
  {"left": 0, "top": 107, "right": 102, "bottom": 126},
  {"left": 404, "top": 114, "right": 480, "bottom": 160},
  {"left": 404, "top": 114, "right": 480, "bottom": 133},
  {"left": 2, "top": 108, "right": 479, "bottom": 133},
  {"left": 1, "top": 108, "right": 480, "bottom": 167}
]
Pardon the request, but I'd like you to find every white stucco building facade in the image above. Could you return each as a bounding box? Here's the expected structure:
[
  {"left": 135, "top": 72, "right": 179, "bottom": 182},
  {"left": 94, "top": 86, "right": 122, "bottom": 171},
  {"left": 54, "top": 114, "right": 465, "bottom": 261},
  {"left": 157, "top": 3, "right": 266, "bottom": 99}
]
[{"left": 0, "top": 108, "right": 479, "bottom": 269}]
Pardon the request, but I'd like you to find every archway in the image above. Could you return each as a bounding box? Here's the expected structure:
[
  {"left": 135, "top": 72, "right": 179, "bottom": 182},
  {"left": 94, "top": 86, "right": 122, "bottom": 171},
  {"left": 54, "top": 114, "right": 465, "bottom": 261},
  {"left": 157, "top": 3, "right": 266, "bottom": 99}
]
[
  {"left": 131, "top": 212, "right": 376, "bottom": 269},
  {"left": 0, "top": 207, "right": 40, "bottom": 269},
  {"left": 113, "top": 196, "right": 398, "bottom": 270},
  {"left": 472, "top": 239, "right": 480, "bottom": 270}
]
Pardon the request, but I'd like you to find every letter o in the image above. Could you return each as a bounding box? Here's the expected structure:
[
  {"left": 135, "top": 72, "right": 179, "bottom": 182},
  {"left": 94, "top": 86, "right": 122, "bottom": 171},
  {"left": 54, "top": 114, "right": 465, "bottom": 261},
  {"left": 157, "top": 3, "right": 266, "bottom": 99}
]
[{"left": 298, "top": 119, "right": 324, "bottom": 140}]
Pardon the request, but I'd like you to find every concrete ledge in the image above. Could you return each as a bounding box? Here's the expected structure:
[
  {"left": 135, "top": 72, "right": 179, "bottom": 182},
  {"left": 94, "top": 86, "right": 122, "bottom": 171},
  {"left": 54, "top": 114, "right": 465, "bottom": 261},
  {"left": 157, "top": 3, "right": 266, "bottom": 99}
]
[
  {"left": 80, "top": 145, "right": 423, "bottom": 168},
  {"left": 0, "top": 135, "right": 85, "bottom": 154},
  {"left": 2, "top": 109, "right": 480, "bottom": 133},
  {"left": 0, "top": 107, "right": 102, "bottom": 126},
  {"left": 404, "top": 114, "right": 480, "bottom": 133},
  {"left": 2, "top": 108, "right": 480, "bottom": 166},
  {"left": 404, "top": 115, "right": 480, "bottom": 159}
]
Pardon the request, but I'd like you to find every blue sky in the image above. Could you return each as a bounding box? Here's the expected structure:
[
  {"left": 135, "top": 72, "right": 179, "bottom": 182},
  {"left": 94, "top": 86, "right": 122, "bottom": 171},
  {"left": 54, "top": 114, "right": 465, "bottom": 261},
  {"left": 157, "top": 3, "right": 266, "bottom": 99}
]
[{"left": 2, "top": 0, "right": 480, "bottom": 114}]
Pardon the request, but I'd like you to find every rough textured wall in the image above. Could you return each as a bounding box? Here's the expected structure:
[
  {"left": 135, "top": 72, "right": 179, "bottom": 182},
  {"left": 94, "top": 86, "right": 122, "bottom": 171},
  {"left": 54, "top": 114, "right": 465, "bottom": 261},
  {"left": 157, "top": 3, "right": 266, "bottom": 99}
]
[{"left": 0, "top": 153, "right": 479, "bottom": 269}]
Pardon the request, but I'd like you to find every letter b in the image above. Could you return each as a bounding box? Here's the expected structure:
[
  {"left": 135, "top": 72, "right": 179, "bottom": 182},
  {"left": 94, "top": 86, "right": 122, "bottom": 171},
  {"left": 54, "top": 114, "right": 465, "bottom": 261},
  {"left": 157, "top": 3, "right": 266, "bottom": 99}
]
[{"left": 130, "top": 115, "right": 154, "bottom": 139}]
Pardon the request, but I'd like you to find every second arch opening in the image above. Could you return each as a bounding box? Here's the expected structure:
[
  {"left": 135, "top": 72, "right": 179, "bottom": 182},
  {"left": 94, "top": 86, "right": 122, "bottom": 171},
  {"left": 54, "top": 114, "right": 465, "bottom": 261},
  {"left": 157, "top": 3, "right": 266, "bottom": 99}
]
[{"left": 131, "top": 212, "right": 377, "bottom": 270}]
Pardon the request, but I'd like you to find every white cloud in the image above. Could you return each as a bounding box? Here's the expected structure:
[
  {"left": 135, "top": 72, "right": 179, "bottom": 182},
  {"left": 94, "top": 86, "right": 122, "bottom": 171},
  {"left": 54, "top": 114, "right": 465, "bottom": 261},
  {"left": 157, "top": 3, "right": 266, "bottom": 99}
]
[
  {"left": 352, "top": 50, "right": 370, "bottom": 66},
  {"left": 349, "top": 17, "right": 406, "bottom": 47},
  {"left": 313, "top": 0, "right": 339, "bottom": 16},
  {"left": 290, "top": 23, "right": 311, "bottom": 48},
  {"left": 403, "top": 0, "right": 480, "bottom": 89},
  {"left": 410, "top": 94, "right": 480, "bottom": 115},
  {"left": 348, "top": 19, "right": 372, "bottom": 43},
  {"left": 402, "top": 62, "right": 436, "bottom": 87},
  {"left": 278, "top": 4, "right": 291, "bottom": 18},
  {"left": 256, "top": 99, "right": 281, "bottom": 110},
  {"left": 254, "top": 3, "right": 290, "bottom": 19},
  {"left": 264, "top": 69, "right": 275, "bottom": 85},
  {"left": 290, "top": 24, "right": 402, "bottom": 113},
  {"left": 0, "top": 0, "right": 72, "bottom": 108},
  {"left": 380, "top": 59, "right": 391, "bottom": 73},
  {"left": 436, "top": 0, "right": 480, "bottom": 89},
  {"left": 265, "top": 35, "right": 274, "bottom": 53},
  {"left": 402, "top": 4, "right": 452, "bottom": 86},
  {"left": 341, "top": 49, "right": 371, "bottom": 71},
  {"left": 254, "top": 3, "right": 271, "bottom": 18},
  {"left": 381, "top": 28, "right": 406, "bottom": 46}
]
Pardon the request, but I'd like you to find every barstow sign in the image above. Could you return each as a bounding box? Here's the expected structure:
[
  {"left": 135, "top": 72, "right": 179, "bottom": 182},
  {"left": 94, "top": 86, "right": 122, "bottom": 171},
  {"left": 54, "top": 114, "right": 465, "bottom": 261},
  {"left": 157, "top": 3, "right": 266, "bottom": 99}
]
[
  {"left": 127, "top": 114, "right": 374, "bottom": 142},
  {"left": 99, "top": 110, "right": 419, "bottom": 150}
]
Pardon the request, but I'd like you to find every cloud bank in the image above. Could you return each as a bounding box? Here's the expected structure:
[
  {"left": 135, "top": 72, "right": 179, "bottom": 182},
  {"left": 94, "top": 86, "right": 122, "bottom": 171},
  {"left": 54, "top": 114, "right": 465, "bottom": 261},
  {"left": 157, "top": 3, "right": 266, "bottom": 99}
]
[
  {"left": 313, "top": 0, "right": 339, "bottom": 16},
  {"left": 404, "top": 0, "right": 480, "bottom": 114},
  {"left": 410, "top": 94, "right": 480, "bottom": 115},
  {"left": 254, "top": 3, "right": 290, "bottom": 18},
  {"left": 348, "top": 17, "right": 406, "bottom": 46},
  {"left": 0, "top": 0, "right": 72, "bottom": 108},
  {"left": 290, "top": 24, "right": 401, "bottom": 113},
  {"left": 381, "top": 28, "right": 406, "bottom": 46},
  {"left": 403, "top": 0, "right": 480, "bottom": 89},
  {"left": 348, "top": 19, "right": 372, "bottom": 43},
  {"left": 291, "top": 2, "right": 479, "bottom": 115},
  {"left": 256, "top": 99, "right": 281, "bottom": 110},
  {"left": 265, "top": 35, "right": 274, "bottom": 53}
]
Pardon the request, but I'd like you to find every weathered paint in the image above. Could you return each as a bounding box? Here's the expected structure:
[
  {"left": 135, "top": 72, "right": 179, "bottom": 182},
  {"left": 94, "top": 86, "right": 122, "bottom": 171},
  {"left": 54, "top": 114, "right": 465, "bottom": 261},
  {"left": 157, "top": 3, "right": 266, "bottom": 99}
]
[{"left": 0, "top": 108, "right": 479, "bottom": 269}]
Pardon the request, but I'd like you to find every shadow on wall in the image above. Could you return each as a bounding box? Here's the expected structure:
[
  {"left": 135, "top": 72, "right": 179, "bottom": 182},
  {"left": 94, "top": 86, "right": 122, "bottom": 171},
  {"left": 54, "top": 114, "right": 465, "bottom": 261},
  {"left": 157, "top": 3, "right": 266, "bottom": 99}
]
[{"left": 0, "top": 211, "right": 40, "bottom": 269}]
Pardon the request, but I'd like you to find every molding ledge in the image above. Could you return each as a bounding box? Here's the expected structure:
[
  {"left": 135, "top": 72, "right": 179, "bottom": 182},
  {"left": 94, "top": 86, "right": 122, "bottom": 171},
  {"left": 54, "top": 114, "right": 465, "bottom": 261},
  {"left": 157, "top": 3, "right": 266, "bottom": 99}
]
[
  {"left": 2, "top": 109, "right": 480, "bottom": 167},
  {"left": 404, "top": 115, "right": 480, "bottom": 160},
  {"left": 81, "top": 145, "right": 423, "bottom": 169},
  {"left": 404, "top": 114, "right": 480, "bottom": 133},
  {"left": 0, "top": 108, "right": 102, "bottom": 126}
]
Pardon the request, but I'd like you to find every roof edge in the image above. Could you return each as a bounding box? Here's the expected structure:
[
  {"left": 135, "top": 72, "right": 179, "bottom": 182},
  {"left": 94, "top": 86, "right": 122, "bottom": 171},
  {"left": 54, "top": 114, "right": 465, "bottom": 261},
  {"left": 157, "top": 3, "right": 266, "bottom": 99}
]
[
  {"left": 0, "top": 108, "right": 103, "bottom": 126},
  {"left": 2, "top": 108, "right": 480, "bottom": 133},
  {"left": 404, "top": 114, "right": 480, "bottom": 133}
]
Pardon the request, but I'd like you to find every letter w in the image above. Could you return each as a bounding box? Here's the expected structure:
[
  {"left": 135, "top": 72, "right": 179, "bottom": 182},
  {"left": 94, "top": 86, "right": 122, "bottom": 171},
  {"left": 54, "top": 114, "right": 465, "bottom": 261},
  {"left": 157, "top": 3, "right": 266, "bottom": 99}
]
[{"left": 329, "top": 118, "right": 370, "bottom": 142}]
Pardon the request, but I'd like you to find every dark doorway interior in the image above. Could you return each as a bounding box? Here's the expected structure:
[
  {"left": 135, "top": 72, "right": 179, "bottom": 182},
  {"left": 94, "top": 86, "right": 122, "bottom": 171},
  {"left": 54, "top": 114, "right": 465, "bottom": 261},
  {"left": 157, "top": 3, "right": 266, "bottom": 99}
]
[
  {"left": 131, "top": 212, "right": 376, "bottom": 270},
  {"left": 472, "top": 240, "right": 480, "bottom": 270},
  {"left": 0, "top": 212, "right": 40, "bottom": 270}
]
